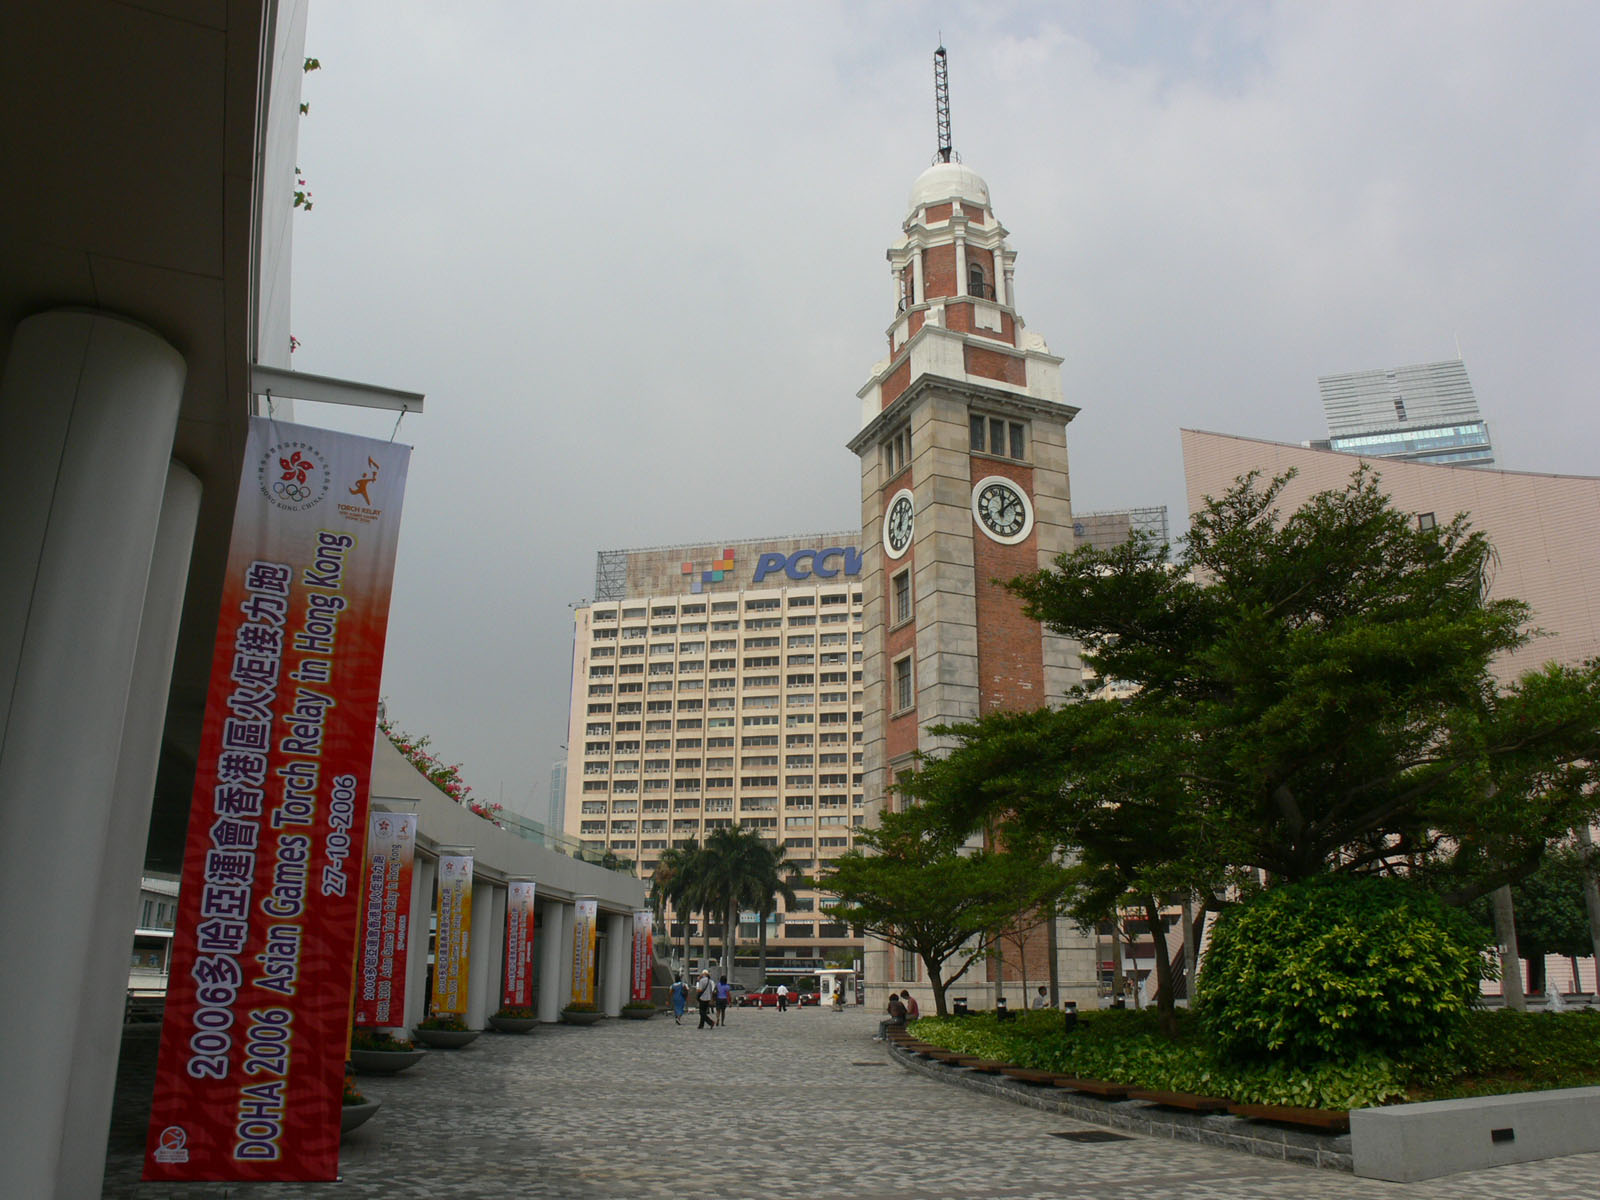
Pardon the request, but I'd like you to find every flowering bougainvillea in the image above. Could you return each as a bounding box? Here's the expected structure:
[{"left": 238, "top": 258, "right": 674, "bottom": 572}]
[{"left": 378, "top": 715, "right": 498, "bottom": 823}]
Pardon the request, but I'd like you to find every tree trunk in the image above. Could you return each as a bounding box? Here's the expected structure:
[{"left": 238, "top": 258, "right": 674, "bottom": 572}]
[
  {"left": 1110, "top": 922, "right": 1125, "bottom": 1004},
  {"left": 702, "top": 908, "right": 714, "bottom": 975},
  {"left": 926, "top": 959, "right": 948, "bottom": 1017},
  {"left": 1180, "top": 895, "right": 1196, "bottom": 1001},
  {"left": 1491, "top": 884, "right": 1527, "bottom": 1011},
  {"left": 724, "top": 898, "right": 737, "bottom": 982},
  {"left": 757, "top": 909, "right": 769, "bottom": 982},
  {"left": 1046, "top": 912, "right": 1060, "bottom": 1007},
  {"left": 1143, "top": 894, "right": 1179, "bottom": 1037},
  {"left": 1576, "top": 826, "right": 1600, "bottom": 991}
]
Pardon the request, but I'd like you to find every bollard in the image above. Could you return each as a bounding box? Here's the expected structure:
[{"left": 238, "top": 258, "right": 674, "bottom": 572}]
[
  {"left": 1062, "top": 1000, "right": 1078, "bottom": 1033},
  {"left": 952, "top": 996, "right": 968, "bottom": 1016}
]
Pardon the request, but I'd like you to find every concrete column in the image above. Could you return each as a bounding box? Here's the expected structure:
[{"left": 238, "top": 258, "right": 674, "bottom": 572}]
[
  {"left": 0, "top": 310, "right": 186, "bottom": 1200},
  {"left": 556, "top": 900, "right": 576, "bottom": 1010},
  {"left": 601, "top": 912, "right": 629, "bottom": 1015},
  {"left": 537, "top": 899, "right": 565, "bottom": 1023},
  {"left": 485, "top": 884, "right": 509, "bottom": 1019},
  {"left": 403, "top": 856, "right": 436, "bottom": 1027},
  {"left": 1003, "top": 266, "right": 1016, "bottom": 311},
  {"left": 954, "top": 236, "right": 967, "bottom": 295},
  {"left": 59, "top": 462, "right": 201, "bottom": 1200},
  {"left": 911, "top": 251, "right": 925, "bottom": 305},
  {"left": 465, "top": 880, "right": 496, "bottom": 1029}
]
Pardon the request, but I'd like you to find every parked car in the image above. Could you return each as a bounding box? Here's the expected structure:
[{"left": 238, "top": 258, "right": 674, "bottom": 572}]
[{"left": 739, "top": 982, "right": 820, "bottom": 1008}]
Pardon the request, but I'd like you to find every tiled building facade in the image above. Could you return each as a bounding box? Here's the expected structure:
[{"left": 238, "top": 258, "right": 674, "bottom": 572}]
[{"left": 563, "top": 534, "right": 868, "bottom": 973}]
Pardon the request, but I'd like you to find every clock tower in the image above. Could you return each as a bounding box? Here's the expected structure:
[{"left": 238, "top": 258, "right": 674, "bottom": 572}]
[{"left": 847, "top": 50, "right": 1089, "bottom": 1008}]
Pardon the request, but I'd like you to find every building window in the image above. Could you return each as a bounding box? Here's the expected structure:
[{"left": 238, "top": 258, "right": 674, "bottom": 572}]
[
  {"left": 967, "top": 261, "right": 990, "bottom": 299},
  {"left": 883, "top": 425, "right": 910, "bottom": 478},
  {"left": 891, "top": 568, "right": 912, "bottom": 626},
  {"left": 1417, "top": 512, "right": 1437, "bottom": 531},
  {"left": 900, "top": 946, "right": 918, "bottom": 981},
  {"left": 969, "top": 412, "right": 1026, "bottom": 460},
  {"left": 892, "top": 655, "right": 913, "bottom": 714}
]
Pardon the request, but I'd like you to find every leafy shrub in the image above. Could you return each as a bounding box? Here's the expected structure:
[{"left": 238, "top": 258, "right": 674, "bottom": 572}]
[
  {"left": 351, "top": 1027, "right": 415, "bottom": 1051},
  {"left": 1194, "top": 876, "right": 1490, "bottom": 1066},
  {"left": 416, "top": 1014, "right": 469, "bottom": 1032}
]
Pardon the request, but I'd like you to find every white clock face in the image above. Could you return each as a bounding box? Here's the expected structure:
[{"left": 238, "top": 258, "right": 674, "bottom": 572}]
[
  {"left": 883, "top": 489, "right": 914, "bottom": 559},
  {"left": 971, "top": 476, "right": 1034, "bottom": 544}
]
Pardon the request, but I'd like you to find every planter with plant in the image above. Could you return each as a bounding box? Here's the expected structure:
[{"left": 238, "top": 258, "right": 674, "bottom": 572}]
[
  {"left": 561, "top": 1001, "right": 604, "bottom": 1026},
  {"left": 620, "top": 1001, "right": 656, "bottom": 1020},
  {"left": 413, "top": 1014, "right": 479, "bottom": 1049},
  {"left": 341, "top": 1074, "right": 381, "bottom": 1134},
  {"left": 349, "top": 1027, "right": 427, "bottom": 1075},
  {"left": 488, "top": 1005, "right": 542, "bottom": 1033}
]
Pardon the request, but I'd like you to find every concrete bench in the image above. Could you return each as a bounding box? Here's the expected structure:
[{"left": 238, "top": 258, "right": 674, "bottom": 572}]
[{"left": 1350, "top": 1087, "right": 1600, "bottom": 1181}]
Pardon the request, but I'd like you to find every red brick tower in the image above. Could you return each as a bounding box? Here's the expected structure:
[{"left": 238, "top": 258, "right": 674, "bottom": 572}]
[{"left": 848, "top": 67, "right": 1085, "bottom": 1008}]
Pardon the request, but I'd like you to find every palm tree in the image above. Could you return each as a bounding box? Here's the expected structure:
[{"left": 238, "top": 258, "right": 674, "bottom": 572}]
[
  {"left": 653, "top": 840, "right": 703, "bottom": 976},
  {"left": 740, "top": 842, "right": 800, "bottom": 982},
  {"left": 702, "top": 825, "right": 783, "bottom": 982}
]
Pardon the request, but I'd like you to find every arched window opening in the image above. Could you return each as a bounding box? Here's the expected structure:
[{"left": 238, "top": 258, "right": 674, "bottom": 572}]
[{"left": 967, "top": 262, "right": 991, "bottom": 300}]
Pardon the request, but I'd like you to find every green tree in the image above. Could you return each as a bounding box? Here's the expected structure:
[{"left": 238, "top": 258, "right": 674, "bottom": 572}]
[
  {"left": 820, "top": 806, "right": 1072, "bottom": 1016},
  {"left": 1474, "top": 845, "right": 1596, "bottom": 993},
  {"left": 738, "top": 845, "right": 800, "bottom": 982},
  {"left": 909, "top": 468, "right": 1600, "bottom": 1034},
  {"left": 701, "top": 825, "right": 780, "bottom": 982},
  {"left": 650, "top": 840, "right": 702, "bottom": 977}
]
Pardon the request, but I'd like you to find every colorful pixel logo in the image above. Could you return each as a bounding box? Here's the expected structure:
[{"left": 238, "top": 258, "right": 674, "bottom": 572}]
[{"left": 682, "top": 549, "right": 735, "bottom": 594}]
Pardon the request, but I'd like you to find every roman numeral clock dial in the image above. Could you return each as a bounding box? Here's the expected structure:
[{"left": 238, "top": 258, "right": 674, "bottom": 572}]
[
  {"left": 883, "top": 488, "right": 914, "bottom": 560},
  {"left": 972, "top": 476, "right": 1034, "bottom": 544}
]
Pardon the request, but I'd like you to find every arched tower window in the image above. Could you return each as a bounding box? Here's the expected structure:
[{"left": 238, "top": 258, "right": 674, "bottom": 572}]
[{"left": 967, "top": 261, "right": 990, "bottom": 299}]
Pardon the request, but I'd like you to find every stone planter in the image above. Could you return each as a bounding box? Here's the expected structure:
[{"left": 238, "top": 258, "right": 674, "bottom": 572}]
[
  {"left": 341, "top": 1099, "right": 381, "bottom": 1133},
  {"left": 350, "top": 1046, "right": 427, "bottom": 1075},
  {"left": 561, "top": 1009, "right": 604, "bottom": 1026},
  {"left": 412, "top": 1027, "right": 479, "bottom": 1049},
  {"left": 487, "top": 1015, "right": 541, "bottom": 1034},
  {"left": 619, "top": 1007, "right": 655, "bottom": 1020}
]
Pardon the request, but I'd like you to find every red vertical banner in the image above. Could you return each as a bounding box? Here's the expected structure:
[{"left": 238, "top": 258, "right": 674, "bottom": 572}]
[
  {"left": 354, "top": 812, "right": 417, "bottom": 1027},
  {"left": 630, "top": 909, "right": 654, "bottom": 1004},
  {"left": 502, "top": 881, "right": 537, "bottom": 1009},
  {"left": 144, "top": 418, "right": 410, "bottom": 1183}
]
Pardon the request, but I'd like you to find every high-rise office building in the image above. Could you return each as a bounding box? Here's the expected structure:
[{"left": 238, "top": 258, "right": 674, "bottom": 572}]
[
  {"left": 1315, "top": 359, "right": 1494, "bottom": 467},
  {"left": 562, "top": 533, "right": 867, "bottom": 972}
]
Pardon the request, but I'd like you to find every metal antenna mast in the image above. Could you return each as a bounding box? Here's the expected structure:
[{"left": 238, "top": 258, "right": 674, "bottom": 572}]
[{"left": 934, "top": 44, "right": 954, "bottom": 163}]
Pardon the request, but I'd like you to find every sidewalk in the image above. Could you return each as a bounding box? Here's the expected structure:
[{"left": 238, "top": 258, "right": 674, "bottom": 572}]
[{"left": 104, "top": 1007, "right": 1600, "bottom": 1198}]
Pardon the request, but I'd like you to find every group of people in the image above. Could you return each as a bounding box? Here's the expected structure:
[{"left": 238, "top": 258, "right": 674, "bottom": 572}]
[
  {"left": 668, "top": 971, "right": 733, "bottom": 1028},
  {"left": 873, "top": 989, "right": 920, "bottom": 1040}
]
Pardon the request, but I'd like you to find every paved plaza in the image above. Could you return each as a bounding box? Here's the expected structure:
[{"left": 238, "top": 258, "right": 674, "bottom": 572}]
[{"left": 104, "top": 1006, "right": 1600, "bottom": 1199}]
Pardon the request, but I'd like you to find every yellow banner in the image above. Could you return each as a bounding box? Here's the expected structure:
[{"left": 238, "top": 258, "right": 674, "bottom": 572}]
[
  {"left": 571, "top": 898, "right": 598, "bottom": 1006},
  {"left": 434, "top": 854, "right": 474, "bottom": 1015}
]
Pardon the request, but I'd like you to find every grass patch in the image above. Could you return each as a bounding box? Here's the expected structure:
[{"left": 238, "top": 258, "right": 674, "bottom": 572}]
[{"left": 908, "top": 1007, "right": 1600, "bottom": 1110}]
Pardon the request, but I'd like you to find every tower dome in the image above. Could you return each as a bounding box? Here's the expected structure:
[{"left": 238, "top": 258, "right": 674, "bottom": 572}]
[{"left": 907, "top": 161, "right": 990, "bottom": 219}]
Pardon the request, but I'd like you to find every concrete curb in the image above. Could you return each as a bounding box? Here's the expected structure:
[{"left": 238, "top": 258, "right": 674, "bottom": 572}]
[{"left": 885, "top": 1041, "right": 1354, "bottom": 1172}]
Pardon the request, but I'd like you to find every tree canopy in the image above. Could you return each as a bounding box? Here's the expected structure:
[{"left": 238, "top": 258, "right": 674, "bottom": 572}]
[
  {"left": 907, "top": 468, "right": 1600, "bottom": 920},
  {"left": 821, "top": 805, "right": 1071, "bottom": 1016}
]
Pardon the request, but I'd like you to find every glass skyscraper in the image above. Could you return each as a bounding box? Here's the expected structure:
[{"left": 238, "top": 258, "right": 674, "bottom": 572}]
[{"left": 1315, "top": 359, "right": 1494, "bottom": 467}]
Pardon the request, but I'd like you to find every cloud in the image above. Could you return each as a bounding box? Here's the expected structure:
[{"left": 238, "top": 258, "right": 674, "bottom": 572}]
[{"left": 288, "top": 1, "right": 1600, "bottom": 810}]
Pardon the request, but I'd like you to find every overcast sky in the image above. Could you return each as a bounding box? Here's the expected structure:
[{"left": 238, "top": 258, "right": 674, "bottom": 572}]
[{"left": 288, "top": 1, "right": 1600, "bottom": 820}]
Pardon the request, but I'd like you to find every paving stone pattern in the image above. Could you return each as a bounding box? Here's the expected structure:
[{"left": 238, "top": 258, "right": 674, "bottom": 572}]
[{"left": 104, "top": 1009, "right": 1600, "bottom": 1198}]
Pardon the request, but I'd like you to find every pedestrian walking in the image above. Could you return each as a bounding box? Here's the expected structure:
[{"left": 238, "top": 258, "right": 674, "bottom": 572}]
[
  {"left": 696, "top": 970, "right": 716, "bottom": 1029},
  {"left": 776, "top": 982, "right": 789, "bottom": 1013},
  {"left": 670, "top": 976, "right": 688, "bottom": 1024},
  {"left": 715, "top": 975, "right": 731, "bottom": 1026}
]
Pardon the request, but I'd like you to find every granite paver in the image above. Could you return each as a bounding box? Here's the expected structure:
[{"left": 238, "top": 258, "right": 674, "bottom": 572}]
[{"left": 103, "top": 1007, "right": 1600, "bottom": 1198}]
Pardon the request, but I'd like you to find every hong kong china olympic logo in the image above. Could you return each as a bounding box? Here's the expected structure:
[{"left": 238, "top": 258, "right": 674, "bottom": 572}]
[{"left": 258, "top": 440, "right": 331, "bottom": 512}]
